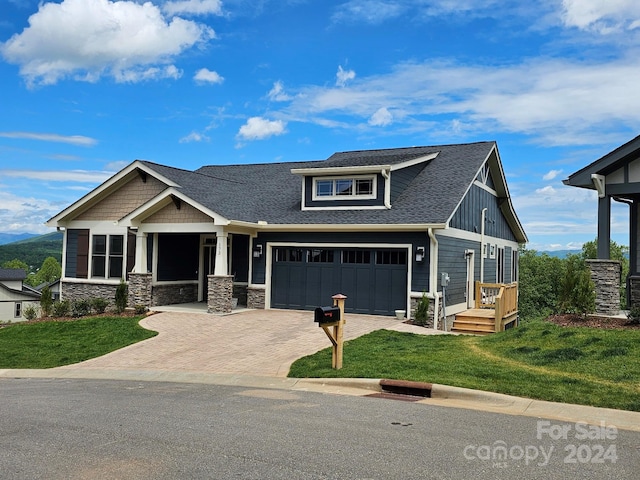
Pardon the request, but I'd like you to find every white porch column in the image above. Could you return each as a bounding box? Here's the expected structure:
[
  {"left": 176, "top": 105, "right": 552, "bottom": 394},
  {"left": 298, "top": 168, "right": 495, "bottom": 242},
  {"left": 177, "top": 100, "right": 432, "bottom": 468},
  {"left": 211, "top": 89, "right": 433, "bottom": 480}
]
[
  {"left": 133, "top": 231, "right": 148, "bottom": 273},
  {"left": 214, "top": 233, "right": 228, "bottom": 276}
]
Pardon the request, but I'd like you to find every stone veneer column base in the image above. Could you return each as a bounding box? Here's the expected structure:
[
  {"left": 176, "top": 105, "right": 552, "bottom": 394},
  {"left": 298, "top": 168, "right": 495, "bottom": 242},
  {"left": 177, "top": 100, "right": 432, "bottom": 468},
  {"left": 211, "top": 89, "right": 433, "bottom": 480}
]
[
  {"left": 247, "top": 286, "right": 266, "bottom": 309},
  {"left": 628, "top": 276, "right": 640, "bottom": 309},
  {"left": 207, "top": 275, "right": 234, "bottom": 314},
  {"left": 128, "top": 273, "right": 152, "bottom": 309},
  {"left": 586, "top": 259, "right": 621, "bottom": 316}
]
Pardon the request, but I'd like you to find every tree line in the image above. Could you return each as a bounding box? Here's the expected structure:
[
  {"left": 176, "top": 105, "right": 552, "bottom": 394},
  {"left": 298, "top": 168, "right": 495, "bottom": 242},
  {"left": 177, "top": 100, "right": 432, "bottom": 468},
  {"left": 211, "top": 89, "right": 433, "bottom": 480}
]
[{"left": 518, "top": 239, "right": 628, "bottom": 321}]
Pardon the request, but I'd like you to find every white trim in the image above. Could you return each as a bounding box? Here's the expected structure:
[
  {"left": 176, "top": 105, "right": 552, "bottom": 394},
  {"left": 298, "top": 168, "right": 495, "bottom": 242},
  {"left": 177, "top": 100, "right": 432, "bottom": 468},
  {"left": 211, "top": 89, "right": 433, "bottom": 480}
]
[
  {"left": 300, "top": 205, "right": 388, "bottom": 211},
  {"left": 248, "top": 223, "right": 447, "bottom": 232},
  {"left": 138, "top": 223, "right": 222, "bottom": 234},
  {"left": 61, "top": 277, "right": 123, "bottom": 286},
  {"left": 291, "top": 164, "right": 391, "bottom": 176},
  {"left": 473, "top": 180, "right": 498, "bottom": 196},
  {"left": 435, "top": 226, "right": 520, "bottom": 249},
  {"left": 264, "top": 241, "right": 413, "bottom": 314},
  {"left": 152, "top": 280, "right": 198, "bottom": 286}
]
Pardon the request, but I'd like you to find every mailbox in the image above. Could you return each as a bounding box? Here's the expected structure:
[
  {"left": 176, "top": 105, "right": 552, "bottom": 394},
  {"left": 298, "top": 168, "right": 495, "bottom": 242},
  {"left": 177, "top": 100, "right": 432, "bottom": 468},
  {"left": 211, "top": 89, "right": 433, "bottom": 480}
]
[{"left": 314, "top": 305, "right": 341, "bottom": 324}]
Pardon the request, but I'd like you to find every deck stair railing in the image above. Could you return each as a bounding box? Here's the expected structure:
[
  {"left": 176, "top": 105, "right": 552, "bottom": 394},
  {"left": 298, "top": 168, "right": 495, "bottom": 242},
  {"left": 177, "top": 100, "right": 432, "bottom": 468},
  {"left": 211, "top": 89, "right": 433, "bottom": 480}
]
[{"left": 474, "top": 282, "right": 518, "bottom": 332}]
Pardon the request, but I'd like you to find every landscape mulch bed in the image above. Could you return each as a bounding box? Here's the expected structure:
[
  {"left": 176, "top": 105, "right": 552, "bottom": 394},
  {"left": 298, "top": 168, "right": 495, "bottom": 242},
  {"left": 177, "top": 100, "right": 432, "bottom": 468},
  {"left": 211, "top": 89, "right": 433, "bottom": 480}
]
[{"left": 546, "top": 314, "right": 640, "bottom": 330}]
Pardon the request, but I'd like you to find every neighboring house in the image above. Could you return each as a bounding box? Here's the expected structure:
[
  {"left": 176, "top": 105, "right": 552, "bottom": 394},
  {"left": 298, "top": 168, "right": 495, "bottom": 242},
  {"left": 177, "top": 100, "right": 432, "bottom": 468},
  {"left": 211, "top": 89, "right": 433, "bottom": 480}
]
[
  {"left": 35, "top": 279, "right": 61, "bottom": 302},
  {"left": 0, "top": 268, "right": 41, "bottom": 322},
  {"left": 564, "top": 134, "right": 640, "bottom": 315},
  {"left": 46, "top": 141, "right": 527, "bottom": 326}
]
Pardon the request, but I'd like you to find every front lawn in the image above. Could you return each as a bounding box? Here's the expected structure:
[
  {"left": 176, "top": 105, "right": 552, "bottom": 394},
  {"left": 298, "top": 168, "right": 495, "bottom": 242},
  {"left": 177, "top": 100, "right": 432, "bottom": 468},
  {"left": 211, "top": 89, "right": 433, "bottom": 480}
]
[
  {"left": 288, "top": 320, "right": 640, "bottom": 411},
  {"left": 0, "top": 316, "right": 157, "bottom": 369}
]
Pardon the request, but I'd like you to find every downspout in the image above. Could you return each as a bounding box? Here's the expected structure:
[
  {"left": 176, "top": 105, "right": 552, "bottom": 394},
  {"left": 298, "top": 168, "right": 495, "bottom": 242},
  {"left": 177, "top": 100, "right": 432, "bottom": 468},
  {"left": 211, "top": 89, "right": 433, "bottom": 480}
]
[
  {"left": 428, "top": 227, "right": 439, "bottom": 330},
  {"left": 381, "top": 168, "right": 391, "bottom": 209},
  {"left": 480, "top": 208, "right": 487, "bottom": 284}
]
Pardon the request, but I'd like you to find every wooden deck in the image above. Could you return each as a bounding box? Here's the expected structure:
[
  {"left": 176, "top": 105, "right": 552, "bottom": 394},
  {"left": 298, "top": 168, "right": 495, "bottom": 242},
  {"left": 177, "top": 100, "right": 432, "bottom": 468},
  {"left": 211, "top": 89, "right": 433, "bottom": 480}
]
[{"left": 451, "top": 282, "right": 519, "bottom": 335}]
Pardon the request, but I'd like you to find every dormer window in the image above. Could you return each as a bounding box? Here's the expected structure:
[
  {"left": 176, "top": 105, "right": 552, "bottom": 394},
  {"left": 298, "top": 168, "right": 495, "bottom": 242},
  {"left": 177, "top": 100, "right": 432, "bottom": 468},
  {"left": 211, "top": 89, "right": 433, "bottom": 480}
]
[{"left": 313, "top": 176, "right": 376, "bottom": 201}]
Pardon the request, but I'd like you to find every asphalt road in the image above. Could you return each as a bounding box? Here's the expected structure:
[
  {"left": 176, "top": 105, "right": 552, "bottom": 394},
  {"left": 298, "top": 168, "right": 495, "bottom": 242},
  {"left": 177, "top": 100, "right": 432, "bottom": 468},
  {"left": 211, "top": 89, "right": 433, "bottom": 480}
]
[{"left": 1, "top": 378, "right": 638, "bottom": 479}]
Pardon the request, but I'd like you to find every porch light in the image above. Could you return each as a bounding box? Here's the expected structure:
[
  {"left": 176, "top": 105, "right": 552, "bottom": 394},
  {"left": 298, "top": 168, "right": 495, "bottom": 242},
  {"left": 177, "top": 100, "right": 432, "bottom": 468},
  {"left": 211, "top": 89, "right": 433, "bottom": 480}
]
[
  {"left": 415, "top": 246, "right": 425, "bottom": 263},
  {"left": 253, "top": 244, "right": 263, "bottom": 258}
]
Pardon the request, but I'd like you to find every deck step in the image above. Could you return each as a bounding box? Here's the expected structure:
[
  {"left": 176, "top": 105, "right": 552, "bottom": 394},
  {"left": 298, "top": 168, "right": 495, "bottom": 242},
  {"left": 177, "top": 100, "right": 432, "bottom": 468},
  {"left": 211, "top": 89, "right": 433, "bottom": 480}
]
[{"left": 452, "top": 314, "right": 496, "bottom": 335}]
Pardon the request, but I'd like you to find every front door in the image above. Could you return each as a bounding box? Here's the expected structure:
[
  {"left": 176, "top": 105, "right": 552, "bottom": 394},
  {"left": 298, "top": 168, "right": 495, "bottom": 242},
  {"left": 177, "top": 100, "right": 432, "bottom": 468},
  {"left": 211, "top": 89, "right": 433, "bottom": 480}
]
[{"left": 466, "top": 250, "right": 475, "bottom": 308}]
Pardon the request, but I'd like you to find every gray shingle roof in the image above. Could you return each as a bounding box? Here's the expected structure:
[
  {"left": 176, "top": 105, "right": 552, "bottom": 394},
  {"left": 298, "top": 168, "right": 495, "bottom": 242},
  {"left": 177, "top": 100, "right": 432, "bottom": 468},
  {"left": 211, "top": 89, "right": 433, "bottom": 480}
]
[
  {"left": 139, "top": 142, "right": 496, "bottom": 226},
  {"left": 0, "top": 268, "right": 27, "bottom": 281}
]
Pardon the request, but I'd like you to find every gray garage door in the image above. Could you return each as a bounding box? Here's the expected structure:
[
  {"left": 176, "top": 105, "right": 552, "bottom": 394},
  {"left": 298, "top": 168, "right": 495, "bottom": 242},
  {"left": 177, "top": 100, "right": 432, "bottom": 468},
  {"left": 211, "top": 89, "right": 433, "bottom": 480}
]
[{"left": 271, "top": 247, "right": 408, "bottom": 316}]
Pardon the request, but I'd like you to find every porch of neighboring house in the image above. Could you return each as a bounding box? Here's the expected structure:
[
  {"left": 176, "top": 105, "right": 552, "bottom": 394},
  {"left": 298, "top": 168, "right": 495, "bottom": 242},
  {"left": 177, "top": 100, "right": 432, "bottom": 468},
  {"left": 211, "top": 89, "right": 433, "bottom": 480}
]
[{"left": 452, "top": 282, "right": 519, "bottom": 335}]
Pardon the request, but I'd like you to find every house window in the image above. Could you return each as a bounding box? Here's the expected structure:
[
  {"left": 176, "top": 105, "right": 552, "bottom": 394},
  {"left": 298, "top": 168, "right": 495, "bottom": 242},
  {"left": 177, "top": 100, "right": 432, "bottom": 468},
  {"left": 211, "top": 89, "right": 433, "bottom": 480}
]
[
  {"left": 497, "top": 247, "right": 505, "bottom": 283},
  {"left": 313, "top": 176, "right": 375, "bottom": 200},
  {"left": 14, "top": 302, "right": 22, "bottom": 318},
  {"left": 511, "top": 249, "right": 519, "bottom": 283},
  {"left": 92, "top": 234, "right": 124, "bottom": 279}
]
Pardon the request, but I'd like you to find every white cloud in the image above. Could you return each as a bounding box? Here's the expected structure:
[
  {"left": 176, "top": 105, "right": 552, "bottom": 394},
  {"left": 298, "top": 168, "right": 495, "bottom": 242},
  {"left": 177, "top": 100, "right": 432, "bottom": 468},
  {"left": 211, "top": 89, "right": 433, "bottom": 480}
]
[
  {"left": 0, "top": 190, "right": 61, "bottom": 234},
  {"left": 336, "top": 65, "right": 356, "bottom": 87},
  {"left": 179, "top": 131, "right": 210, "bottom": 143},
  {"left": 236, "top": 117, "right": 287, "bottom": 141},
  {"left": 163, "top": 0, "right": 224, "bottom": 16},
  {"left": 0, "top": 0, "right": 214, "bottom": 86},
  {"left": 368, "top": 107, "right": 393, "bottom": 126},
  {"left": 0, "top": 131, "right": 97, "bottom": 146},
  {"left": 332, "top": 0, "right": 407, "bottom": 24},
  {"left": 276, "top": 57, "right": 640, "bottom": 146},
  {"left": 543, "top": 169, "right": 563, "bottom": 181},
  {"left": 561, "top": 0, "right": 640, "bottom": 33},
  {"left": 268, "top": 81, "right": 291, "bottom": 102},
  {"left": 194, "top": 68, "right": 224, "bottom": 84},
  {"left": 103, "top": 161, "right": 129, "bottom": 172},
  {"left": 0, "top": 169, "right": 113, "bottom": 183}
]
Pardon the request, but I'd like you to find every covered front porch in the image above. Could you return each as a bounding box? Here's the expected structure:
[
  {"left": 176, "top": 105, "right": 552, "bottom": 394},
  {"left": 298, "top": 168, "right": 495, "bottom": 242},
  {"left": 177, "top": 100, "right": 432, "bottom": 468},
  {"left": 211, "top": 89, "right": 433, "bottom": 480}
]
[{"left": 452, "top": 282, "right": 519, "bottom": 335}]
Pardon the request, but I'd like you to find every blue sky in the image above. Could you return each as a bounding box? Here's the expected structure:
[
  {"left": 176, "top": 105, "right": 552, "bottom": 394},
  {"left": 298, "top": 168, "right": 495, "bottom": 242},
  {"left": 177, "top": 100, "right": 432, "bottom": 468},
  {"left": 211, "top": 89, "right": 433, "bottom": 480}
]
[{"left": 1, "top": 0, "right": 639, "bottom": 251}]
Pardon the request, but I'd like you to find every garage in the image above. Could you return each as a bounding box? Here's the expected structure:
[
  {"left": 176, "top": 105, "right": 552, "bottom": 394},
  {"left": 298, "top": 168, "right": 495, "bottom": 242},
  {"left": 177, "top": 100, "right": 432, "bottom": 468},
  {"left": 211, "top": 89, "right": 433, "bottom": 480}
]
[{"left": 270, "top": 246, "right": 408, "bottom": 316}]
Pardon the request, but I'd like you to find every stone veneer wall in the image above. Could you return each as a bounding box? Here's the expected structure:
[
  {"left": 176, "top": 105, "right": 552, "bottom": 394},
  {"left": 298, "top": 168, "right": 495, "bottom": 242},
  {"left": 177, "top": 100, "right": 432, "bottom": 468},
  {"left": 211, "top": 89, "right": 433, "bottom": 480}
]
[
  {"left": 152, "top": 283, "right": 198, "bottom": 307},
  {"left": 627, "top": 276, "right": 640, "bottom": 308},
  {"left": 128, "top": 273, "right": 152, "bottom": 308},
  {"left": 247, "top": 286, "right": 266, "bottom": 309},
  {"left": 208, "top": 275, "right": 233, "bottom": 314},
  {"left": 586, "top": 259, "right": 621, "bottom": 316},
  {"left": 409, "top": 294, "right": 445, "bottom": 330},
  {"left": 61, "top": 281, "right": 119, "bottom": 309}
]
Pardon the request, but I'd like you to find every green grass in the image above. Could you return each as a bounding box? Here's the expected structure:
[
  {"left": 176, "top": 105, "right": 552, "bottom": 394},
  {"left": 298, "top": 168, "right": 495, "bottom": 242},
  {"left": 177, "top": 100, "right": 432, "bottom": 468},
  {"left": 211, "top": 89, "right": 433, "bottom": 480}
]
[
  {"left": 288, "top": 320, "right": 640, "bottom": 411},
  {"left": 0, "top": 316, "right": 157, "bottom": 369}
]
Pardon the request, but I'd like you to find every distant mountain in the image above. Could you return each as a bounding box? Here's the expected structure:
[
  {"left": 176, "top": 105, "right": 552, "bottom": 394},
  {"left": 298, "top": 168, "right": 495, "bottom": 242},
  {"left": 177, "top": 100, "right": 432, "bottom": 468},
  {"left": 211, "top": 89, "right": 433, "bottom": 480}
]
[
  {"left": 0, "top": 231, "right": 63, "bottom": 270},
  {"left": 539, "top": 250, "right": 581, "bottom": 258},
  {"left": 0, "top": 233, "right": 39, "bottom": 245}
]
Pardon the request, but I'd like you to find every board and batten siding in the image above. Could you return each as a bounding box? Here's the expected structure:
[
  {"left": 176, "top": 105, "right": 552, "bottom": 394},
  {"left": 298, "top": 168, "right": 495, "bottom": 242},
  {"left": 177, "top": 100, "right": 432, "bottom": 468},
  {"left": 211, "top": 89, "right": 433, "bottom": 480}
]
[
  {"left": 449, "top": 184, "right": 516, "bottom": 242},
  {"left": 252, "top": 231, "right": 430, "bottom": 291},
  {"left": 437, "top": 236, "right": 479, "bottom": 307}
]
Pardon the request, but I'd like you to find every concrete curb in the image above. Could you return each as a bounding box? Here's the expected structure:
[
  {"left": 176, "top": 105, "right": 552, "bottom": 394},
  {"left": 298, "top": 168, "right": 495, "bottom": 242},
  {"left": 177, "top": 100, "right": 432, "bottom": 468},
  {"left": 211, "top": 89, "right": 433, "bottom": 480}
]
[{"left": 2, "top": 368, "right": 639, "bottom": 432}]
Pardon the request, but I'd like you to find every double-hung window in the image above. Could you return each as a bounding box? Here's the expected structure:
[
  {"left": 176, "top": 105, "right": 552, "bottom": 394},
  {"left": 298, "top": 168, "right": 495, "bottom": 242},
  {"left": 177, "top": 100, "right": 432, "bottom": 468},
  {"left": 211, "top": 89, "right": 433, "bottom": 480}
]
[
  {"left": 92, "top": 234, "right": 124, "bottom": 279},
  {"left": 313, "top": 176, "right": 375, "bottom": 200}
]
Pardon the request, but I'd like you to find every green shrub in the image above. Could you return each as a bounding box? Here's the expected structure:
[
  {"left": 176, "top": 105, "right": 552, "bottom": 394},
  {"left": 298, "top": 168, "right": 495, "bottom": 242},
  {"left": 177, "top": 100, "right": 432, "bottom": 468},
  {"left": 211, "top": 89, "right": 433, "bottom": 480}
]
[
  {"left": 115, "top": 279, "right": 128, "bottom": 314},
  {"left": 23, "top": 304, "right": 39, "bottom": 321},
  {"left": 134, "top": 304, "right": 148, "bottom": 315},
  {"left": 414, "top": 291, "right": 429, "bottom": 326},
  {"left": 40, "top": 285, "right": 53, "bottom": 317},
  {"left": 71, "top": 299, "right": 91, "bottom": 318},
  {"left": 627, "top": 306, "right": 640, "bottom": 325},
  {"left": 52, "top": 299, "right": 70, "bottom": 317},
  {"left": 91, "top": 297, "right": 109, "bottom": 314},
  {"left": 557, "top": 255, "right": 595, "bottom": 317}
]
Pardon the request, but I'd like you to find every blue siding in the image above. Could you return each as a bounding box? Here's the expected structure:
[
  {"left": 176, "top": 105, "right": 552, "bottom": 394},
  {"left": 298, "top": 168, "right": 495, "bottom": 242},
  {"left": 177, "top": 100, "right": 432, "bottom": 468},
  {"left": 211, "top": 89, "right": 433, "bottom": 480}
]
[
  {"left": 438, "top": 236, "right": 480, "bottom": 306},
  {"left": 252, "top": 231, "right": 430, "bottom": 291},
  {"left": 390, "top": 163, "right": 427, "bottom": 203},
  {"left": 65, "top": 229, "right": 79, "bottom": 278},
  {"left": 449, "top": 184, "right": 517, "bottom": 242}
]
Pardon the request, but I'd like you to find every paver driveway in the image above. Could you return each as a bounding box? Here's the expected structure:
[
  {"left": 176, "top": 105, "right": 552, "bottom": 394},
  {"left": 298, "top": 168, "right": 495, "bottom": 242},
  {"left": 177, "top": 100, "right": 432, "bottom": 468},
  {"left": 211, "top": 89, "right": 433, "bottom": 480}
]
[{"left": 59, "top": 309, "right": 448, "bottom": 377}]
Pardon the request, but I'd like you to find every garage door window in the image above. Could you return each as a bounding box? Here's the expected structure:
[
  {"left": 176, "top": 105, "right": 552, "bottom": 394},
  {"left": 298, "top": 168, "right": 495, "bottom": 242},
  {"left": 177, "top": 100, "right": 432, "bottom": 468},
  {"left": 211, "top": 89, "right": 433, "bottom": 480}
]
[
  {"left": 308, "top": 249, "right": 334, "bottom": 263},
  {"left": 275, "top": 248, "right": 304, "bottom": 262},
  {"left": 376, "top": 250, "right": 407, "bottom": 265},
  {"left": 342, "top": 250, "right": 371, "bottom": 264}
]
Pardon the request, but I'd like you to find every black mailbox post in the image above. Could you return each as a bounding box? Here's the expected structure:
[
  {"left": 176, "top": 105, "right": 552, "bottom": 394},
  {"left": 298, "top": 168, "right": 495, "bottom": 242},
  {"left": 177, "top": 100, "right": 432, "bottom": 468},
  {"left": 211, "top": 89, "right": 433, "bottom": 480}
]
[{"left": 314, "top": 306, "right": 341, "bottom": 324}]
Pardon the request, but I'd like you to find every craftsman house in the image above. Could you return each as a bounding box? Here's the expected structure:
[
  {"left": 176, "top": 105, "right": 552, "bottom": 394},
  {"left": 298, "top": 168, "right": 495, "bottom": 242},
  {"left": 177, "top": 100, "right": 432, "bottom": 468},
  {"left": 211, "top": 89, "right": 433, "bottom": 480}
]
[
  {"left": 46, "top": 141, "right": 527, "bottom": 329},
  {"left": 564, "top": 134, "right": 640, "bottom": 315},
  {"left": 0, "top": 268, "right": 41, "bottom": 322}
]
